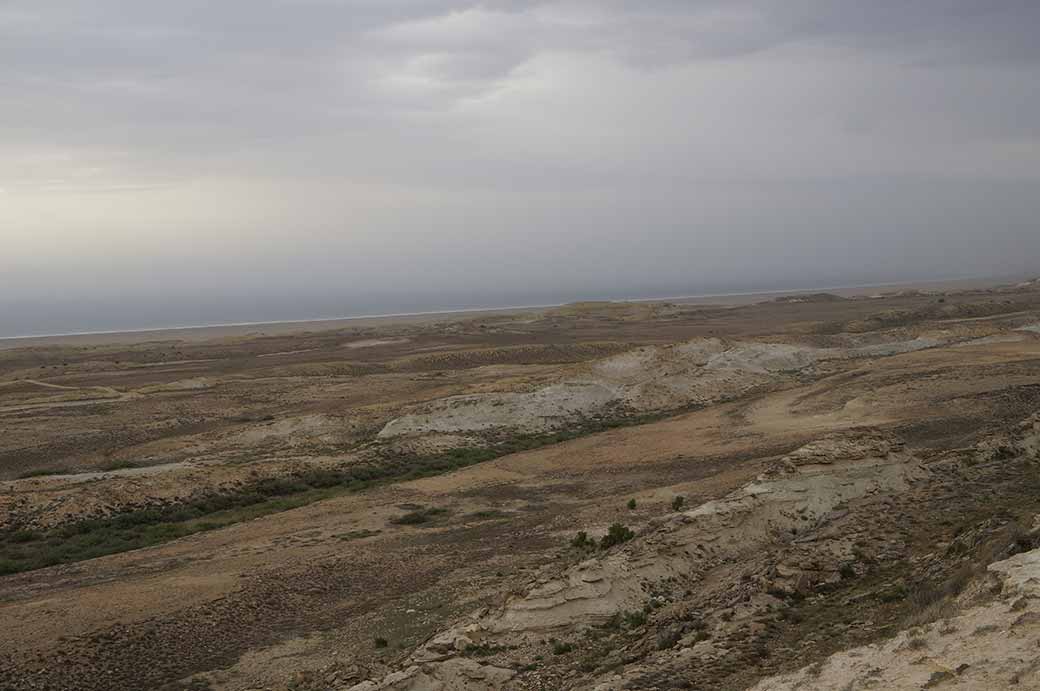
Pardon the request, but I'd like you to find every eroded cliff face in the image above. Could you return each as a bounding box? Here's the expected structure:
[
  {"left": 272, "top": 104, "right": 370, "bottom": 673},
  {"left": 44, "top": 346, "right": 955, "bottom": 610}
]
[
  {"left": 376, "top": 335, "right": 950, "bottom": 439},
  {"left": 744, "top": 416, "right": 1040, "bottom": 691},
  {"left": 346, "top": 432, "right": 933, "bottom": 690},
  {"left": 339, "top": 413, "right": 1040, "bottom": 691}
]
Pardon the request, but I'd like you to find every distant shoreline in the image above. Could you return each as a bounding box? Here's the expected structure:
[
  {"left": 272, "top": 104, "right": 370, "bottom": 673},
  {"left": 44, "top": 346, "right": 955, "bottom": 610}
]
[
  {"left": 0, "top": 274, "right": 1020, "bottom": 348},
  {"left": 0, "top": 304, "right": 561, "bottom": 343}
]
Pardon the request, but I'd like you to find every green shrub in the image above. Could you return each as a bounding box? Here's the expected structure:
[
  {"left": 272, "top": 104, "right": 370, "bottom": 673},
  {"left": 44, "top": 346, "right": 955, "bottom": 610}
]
[
  {"left": 9, "top": 530, "right": 38, "bottom": 543},
  {"left": 623, "top": 610, "right": 647, "bottom": 628},
  {"left": 671, "top": 496, "right": 685, "bottom": 511},
  {"left": 468, "top": 510, "right": 508, "bottom": 520},
  {"left": 337, "top": 529, "right": 380, "bottom": 541},
  {"left": 627, "top": 498, "right": 637, "bottom": 510},
  {"left": 551, "top": 640, "right": 573, "bottom": 655},
  {"left": 656, "top": 626, "right": 681, "bottom": 650},
  {"left": 393, "top": 511, "right": 430, "bottom": 525},
  {"left": 600, "top": 523, "right": 635, "bottom": 549},
  {"left": 100, "top": 459, "right": 137, "bottom": 472},
  {"left": 16, "top": 468, "right": 65, "bottom": 479},
  {"left": 880, "top": 583, "right": 909, "bottom": 603},
  {"left": 391, "top": 506, "right": 448, "bottom": 525},
  {"left": 572, "top": 531, "right": 594, "bottom": 549},
  {"left": 463, "top": 643, "right": 503, "bottom": 657},
  {"left": 2, "top": 421, "right": 683, "bottom": 575}
]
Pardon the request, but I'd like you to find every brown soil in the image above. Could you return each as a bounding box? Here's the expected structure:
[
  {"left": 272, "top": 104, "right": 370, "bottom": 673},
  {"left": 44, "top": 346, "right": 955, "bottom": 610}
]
[{"left": 1, "top": 281, "right": 1040, "bottom": 690}]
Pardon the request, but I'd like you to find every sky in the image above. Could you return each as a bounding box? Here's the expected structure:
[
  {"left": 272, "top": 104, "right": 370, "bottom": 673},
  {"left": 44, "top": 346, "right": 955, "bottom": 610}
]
[{"left": 2, "top": 1, "right": 1039, "bottom": 336}]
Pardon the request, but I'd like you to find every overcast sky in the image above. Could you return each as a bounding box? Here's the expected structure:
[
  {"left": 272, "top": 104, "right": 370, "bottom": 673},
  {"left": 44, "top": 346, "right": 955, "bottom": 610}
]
[{"left": 2, "top": 1, "right": 1039, "bottom": 335}]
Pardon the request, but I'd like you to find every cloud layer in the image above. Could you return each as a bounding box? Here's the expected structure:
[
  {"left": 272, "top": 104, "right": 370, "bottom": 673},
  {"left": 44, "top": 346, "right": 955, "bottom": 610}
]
[{"left": 2, "top": 1, "right": 1039, "bottom": 334}]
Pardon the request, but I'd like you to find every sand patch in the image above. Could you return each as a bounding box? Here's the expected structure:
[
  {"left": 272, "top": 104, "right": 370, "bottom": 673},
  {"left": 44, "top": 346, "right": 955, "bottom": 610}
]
[{"left": 344, "top": 338, "right": 410, "bottom": 349}]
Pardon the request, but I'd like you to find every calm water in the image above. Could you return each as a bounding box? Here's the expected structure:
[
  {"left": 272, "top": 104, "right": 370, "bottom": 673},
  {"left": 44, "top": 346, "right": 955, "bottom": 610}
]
[{"left": 0, "top": 274, "right": 1003, "bottom": 340}]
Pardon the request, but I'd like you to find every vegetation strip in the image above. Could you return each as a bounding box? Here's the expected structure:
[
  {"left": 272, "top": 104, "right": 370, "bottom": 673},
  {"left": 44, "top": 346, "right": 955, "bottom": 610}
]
[{"left": 0, "top": 410, "right": 682, "bottom": 576}]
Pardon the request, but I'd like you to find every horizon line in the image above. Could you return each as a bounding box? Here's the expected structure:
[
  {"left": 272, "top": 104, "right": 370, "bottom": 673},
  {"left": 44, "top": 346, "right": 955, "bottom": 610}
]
[{"left": 0, "top": 272, "right": 1020, "bottom": 342}]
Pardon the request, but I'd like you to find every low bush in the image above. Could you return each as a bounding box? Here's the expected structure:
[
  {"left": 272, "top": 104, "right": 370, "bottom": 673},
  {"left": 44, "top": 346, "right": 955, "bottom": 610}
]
[
  {"left": 463, "top": 643, "right": 504, "bottom": 657},
  {"left": 656, "top": 627, "right": 681, "bottom": 650},
  {"left": 336, "top": 529, "right": 380, "bottom": 541},
  {"left": 100, "top": 459, "right": 137, "bottom": 472},
  {"left": 15, "top": 468, "right": 65, "bottom": 479},
  {"left": 623, "top": 610, "right": 647, "bottom": 628},
  {"left": 550, "top": 640, "right": 573, "bottom": 655},
  {"left": 393, "top": 511, "right": 430, "bottom": 525},
  {"left": 571, "top": 531, "right": 595, "bottom": 550},
  {"left": 905, "top": 636, "right": 928, "bottom": 651},
  {"left": 467, "top": 510, "right": 509, "bottom": 520},
  {"left": 391, "top": 506, "right": 448, "bottom": 526},
  {"left": 600, "top": 523, "right": 635, "bottom": 549},
  {"left": 0, "top": 418, "right": 679, "bottom": 575}
]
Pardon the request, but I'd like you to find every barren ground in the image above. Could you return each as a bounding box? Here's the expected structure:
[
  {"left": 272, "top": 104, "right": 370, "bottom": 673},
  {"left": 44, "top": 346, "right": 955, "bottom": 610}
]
[{"left": 3, "top": 281, "right": 1040, "bottom": 690}]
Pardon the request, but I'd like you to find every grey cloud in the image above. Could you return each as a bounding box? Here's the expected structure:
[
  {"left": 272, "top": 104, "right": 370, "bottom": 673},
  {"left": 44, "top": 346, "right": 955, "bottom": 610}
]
[
  {"left": 5, "top": 1, "right": 1035, "bottom": 167},
  {"left": 1, "top": 1, "right": 1038, "bottom": 336}
]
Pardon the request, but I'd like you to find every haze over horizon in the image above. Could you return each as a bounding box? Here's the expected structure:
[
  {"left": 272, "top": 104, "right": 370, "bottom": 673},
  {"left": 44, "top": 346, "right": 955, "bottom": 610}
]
[{"left": 3, "top": 1, "right": 1039, "bottom": 337}]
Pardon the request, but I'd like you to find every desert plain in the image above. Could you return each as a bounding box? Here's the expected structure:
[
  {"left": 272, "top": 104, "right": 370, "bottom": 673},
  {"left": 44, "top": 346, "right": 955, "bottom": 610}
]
[{"left": 4, "top": 280, "right": 1040, "bottom": 690}]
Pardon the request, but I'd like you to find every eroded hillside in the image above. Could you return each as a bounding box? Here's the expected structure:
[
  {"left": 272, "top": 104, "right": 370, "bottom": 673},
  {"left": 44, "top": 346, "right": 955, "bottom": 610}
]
[{"left": 2, "top": 283, "right": 1040, "bottom": 690}]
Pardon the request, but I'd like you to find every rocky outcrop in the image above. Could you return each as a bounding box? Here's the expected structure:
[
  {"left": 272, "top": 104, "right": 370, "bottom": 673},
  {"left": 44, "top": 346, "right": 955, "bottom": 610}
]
[
  {"left": 377, "top": 382, "right": 621, "bottom": 438},
  {"left": 346, "top": 432, "right": 927, "bottom": 689},
  {"left": 748, "top": 545, "right": 1040, "bottom": 690},
  {"left": 377, "top": 336, "right": 948, "bottom": 438},
  {"left": 345, "top": 658, "right": 515, "bottom": 691}
]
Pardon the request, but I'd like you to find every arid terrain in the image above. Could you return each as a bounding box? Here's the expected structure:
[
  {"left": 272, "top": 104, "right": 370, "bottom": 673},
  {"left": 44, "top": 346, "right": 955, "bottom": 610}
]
[{"left": 4, "top": 279, "right": 1040, "bottom": 690}]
